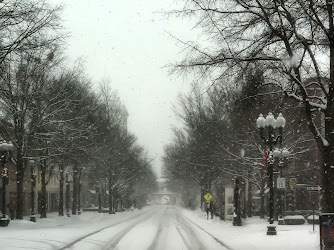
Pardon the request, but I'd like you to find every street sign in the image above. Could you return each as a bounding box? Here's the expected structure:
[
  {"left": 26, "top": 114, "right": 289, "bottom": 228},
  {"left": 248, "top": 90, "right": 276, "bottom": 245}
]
[
  {"left": 204, "top": 193, "right": 212, "bottom": 202},
  {"left": 277, "top": 178, "right": 286, "bottom": 189},
  {"left": 306, "top": 185, "right": 322, "bottom": 192}
]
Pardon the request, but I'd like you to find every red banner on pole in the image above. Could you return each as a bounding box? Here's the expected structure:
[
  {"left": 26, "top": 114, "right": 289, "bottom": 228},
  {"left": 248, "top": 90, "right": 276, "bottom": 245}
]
[{"left": 264, "top": 151, "right": 268, "bottom": 167}]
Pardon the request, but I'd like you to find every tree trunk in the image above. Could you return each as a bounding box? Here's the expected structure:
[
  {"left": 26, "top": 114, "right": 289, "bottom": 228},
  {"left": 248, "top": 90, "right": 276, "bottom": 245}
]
[
  {"left": 66, "top": 172, "right": 70, "bottom": 217},
  {"left": 233, "top": 177, "right": 242, "bottom": 226},
  {"left": 59, "top": 165, "right": 64, "bottom": 216},
  {"left": 319, "top": 9, "right": 334, "bottom": 212},
  {"left": 72, "top": 164, "right": 78, "bottom": 215},
  {"left": 242, "top": 179, "right": 247, "bottom": 219},
  {"left": 115, "top": 200, "right": 119, "bottom": 212},
  {"left": 219, "top": 188, "right": 225, "bottom": 220},
  {"left": 104, "top": 180, "right": 108, "bottom": 208},
  {"left": 15, "top": 149, "right": 24, "bottom": 220},
  {"left": 108, "top": 178, "right": 112, "bottom": 214},
  {"left": 30, "top": 163, "right": 36, "bottom": 222},
  {"left": 322, "top": 140, "right": 334, "bottom": 212},
  {"left": 40, "top": 161, "right": 47, "bottom": 218},
  {"left": 111, "top": 189, "right": 115, "bottom": 214},
  {"left": 98, "top": 185, "right": 102, "bottom": 213},
  {"left": 247, "top": 181, "right": 252, "bottom": 218},
  {"left": 78, "top": 175, "right": 81, "bottom": 215},
  {"left": 200, "top": 184, "right": 205, "bottom": 211}
]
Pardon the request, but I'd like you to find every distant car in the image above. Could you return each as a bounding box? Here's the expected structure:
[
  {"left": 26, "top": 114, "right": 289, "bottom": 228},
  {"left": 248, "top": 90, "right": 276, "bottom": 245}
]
[{"left": 146, "top": 201, "right": 151, "bottom": 206}]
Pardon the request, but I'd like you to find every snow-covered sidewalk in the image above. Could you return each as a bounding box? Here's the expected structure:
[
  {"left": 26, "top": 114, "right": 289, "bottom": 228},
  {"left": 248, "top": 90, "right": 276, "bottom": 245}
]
[{"left": 182, "top": 209, "right": 320, "bottom": 250}]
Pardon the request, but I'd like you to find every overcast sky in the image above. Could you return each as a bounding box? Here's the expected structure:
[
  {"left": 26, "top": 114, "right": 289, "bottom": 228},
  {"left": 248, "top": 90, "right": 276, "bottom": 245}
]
[{"left": 56, "top": 0, "right": 195, "bottom": 177}]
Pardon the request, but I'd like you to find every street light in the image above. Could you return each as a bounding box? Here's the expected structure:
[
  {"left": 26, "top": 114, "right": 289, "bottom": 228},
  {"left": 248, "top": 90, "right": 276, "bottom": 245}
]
[
  {"left": 273, "top": 148, "right": 290, "bottom": 174},
  {"left": 257, "top": 112, "right": 286, "bottom": 235},
  {"left": 273, "top": 147, "right": 290, "bottom": 224},
  {"left": 0, "top": 140, "right": 14, "bottom": 227}
]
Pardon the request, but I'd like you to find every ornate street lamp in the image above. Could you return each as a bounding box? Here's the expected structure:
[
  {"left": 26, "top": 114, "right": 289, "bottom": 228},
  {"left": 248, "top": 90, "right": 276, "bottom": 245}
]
[
  {"left": 273, "top": 148, "right": 290, "bottom": 174},
  {"left": 257, "top": 112, "right": 286, "bottom": 235},
  {"left": 0, "top": 140, "right": 14, "bottom": 227},
  {"left": 273, "top": 147, "right": 290, "bottom": 224}
]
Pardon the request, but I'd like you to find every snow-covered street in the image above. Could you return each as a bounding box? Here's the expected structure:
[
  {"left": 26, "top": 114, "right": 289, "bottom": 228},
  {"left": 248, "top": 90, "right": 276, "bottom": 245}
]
[
  {"left": 0, "top": 205, "right": 320, "bottom": 250},
  {"left": 0, "top": 206, "right": 229, "bottom": 250}
]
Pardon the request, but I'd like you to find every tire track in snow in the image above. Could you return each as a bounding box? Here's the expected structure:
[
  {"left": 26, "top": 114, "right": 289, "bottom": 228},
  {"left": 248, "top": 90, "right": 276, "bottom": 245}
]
[
  {"left": 147, "top": 226, "right": 163, "bottom": 250},
  {"left": 184, "top": 216, "right": 234, "bottom": 250},
  {"left": 175, "top": 226, "right": 192, "bottom": 250},
  {"left": 59, "top": 207, "right": 157, "bottom": 250},
  {"left": 106, "top": 214, "right": 151, "bottom": 250},
  {"left": 106, "top": 206, "right": 167, "bottom": 250},
  {"left": 146, "top": 206, "right": 174, "bottom": 250},
  {"left": 176, "top": 214, "right": 206, "bottom": 250},
  {"left": 147, "top": 206, "right": 207, "bottom": 250}
]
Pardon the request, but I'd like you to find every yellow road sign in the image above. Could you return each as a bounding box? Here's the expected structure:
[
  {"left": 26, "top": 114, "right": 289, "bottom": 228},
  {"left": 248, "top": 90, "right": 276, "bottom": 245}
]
[{"left": 204, "top": 193, "right": 212, "bottom": 202}]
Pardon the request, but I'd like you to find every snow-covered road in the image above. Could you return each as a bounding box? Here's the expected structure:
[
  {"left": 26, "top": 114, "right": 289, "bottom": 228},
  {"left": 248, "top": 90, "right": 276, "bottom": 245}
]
[
  {"left": 0, "top": 206, "right": 230, "bottom": 250},
  {"left": 61, "top": 206, "right": 229, "bottom": 250},
  {"left": 0, "top": 205, "right": 319, "bottom": 249}
]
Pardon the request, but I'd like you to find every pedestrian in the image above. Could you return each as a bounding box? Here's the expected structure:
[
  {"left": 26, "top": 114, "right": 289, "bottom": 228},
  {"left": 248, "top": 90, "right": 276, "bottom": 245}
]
[
  {"left": 7, "top": 200, "right": 16, "bottom": 220},
  {"left": 210, "top": 200, "right": 215, "bottom": 219},
  {"left": 205, "top": 201, "right": 210, "bottom": 220}
]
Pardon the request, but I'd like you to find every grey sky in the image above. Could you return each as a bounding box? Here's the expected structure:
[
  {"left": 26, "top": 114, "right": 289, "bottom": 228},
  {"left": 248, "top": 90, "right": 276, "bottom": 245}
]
[{"left": 57, "top": 0, "right": 194, "bottom": 177}]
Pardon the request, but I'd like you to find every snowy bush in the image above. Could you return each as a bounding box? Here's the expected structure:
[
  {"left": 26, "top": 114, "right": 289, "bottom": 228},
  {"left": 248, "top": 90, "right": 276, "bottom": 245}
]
[
  {"left": 307, "top": 215, "right": 319, "bottom": 224},
  {"left": 284, "top": 215, "right": 305, "bottom": 225}
]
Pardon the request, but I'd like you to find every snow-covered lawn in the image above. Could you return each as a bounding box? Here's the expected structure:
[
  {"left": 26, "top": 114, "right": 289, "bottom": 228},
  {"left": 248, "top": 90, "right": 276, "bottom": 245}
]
[{"left": 183, "top": 209, "right": 320, "bottom": 250}]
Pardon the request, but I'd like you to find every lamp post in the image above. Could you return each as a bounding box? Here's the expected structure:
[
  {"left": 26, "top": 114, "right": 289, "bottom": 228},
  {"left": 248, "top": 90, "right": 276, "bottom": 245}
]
[
  {"left": 273, "top": 147, "right": 290, "bottom": 224},
  {"left": 257, "top": 112, "right": 286, "bottom": 235},
  {"left": 0, "top": 140, "right": 14, "bottom": 227}
]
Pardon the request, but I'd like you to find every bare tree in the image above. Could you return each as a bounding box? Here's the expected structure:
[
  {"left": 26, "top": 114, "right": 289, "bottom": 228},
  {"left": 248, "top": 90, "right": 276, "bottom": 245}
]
[
  {"left": 0, "top": 46, "right": 62, "bottom": 219},
  {"left": 0, "top": 0, "right": 64, "bottom": 66},
  {"left": 172, "top": 0, "right": 334, "bottom": 212}
]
